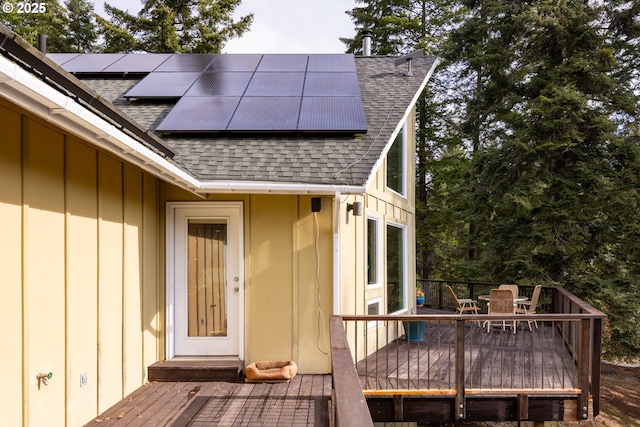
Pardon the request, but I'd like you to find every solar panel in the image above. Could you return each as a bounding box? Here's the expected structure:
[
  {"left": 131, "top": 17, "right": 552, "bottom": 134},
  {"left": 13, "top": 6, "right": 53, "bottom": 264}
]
[
  {"left": 228, "top": 97, "right": 301, "bottom": 131},
  {"left": 156, "top": 97, "right": 241, "bottom": 132},
  {"left": 184, "top": 72, "right": 252, "bottom": 97},
  {"left": 205, "top": 54, "right": 263, "bottom": 72},
  {"left": 60, "top": 52, "right": 369, "bottom": 134},
  {"left": 307, "top": 54, "right": 357, "bottom": 72},
  {"left": 256, "top": 54, "right": 308, "bottom": 72},
  {"left": 124, "top": 72, "right": 200, "bottom": 98},
  {"left": 155, "top": 54, "right": 215, "bottom": 72},
  {"left": 245, "top": 72, "right": 305, "bottom": 97},
  {"left": 47, "top": 53, "right": 79, "bottom": 66},
  {"left": 103, "top": 53, "right": 172, "bottom": 73},
  {"left": 303, "top": 73, "right": 361, "bottom": 97},
  {"left": 298, "top": 97, "right": 367, "bottom": 131},
  {"left": 61, "top": 54, "right": 126, "bottom": 73}
]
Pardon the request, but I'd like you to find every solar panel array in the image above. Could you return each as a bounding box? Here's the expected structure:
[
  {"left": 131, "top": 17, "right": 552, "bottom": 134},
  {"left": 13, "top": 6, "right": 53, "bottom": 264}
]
[{"left": 48, "top": 53, "right": 367, "bottom": 134}]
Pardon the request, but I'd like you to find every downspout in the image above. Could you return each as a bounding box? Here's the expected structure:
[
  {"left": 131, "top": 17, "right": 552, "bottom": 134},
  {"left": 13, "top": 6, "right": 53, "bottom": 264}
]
[{"left": 333, "top": 191, "right": 342, "bottom": 315}]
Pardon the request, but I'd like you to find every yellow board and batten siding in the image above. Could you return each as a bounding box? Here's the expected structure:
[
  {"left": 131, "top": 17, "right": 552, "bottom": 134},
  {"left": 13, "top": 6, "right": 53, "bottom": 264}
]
[
  {"left": 341, "top": 109, "right": 417, "bottom": 317},
  {"left": 0, "top": 99, "right": 164, "bottom": 427},
  {"left": 0, "top": 104, "right": 24, "bottom": 426},
  {"left": 0, "top": 98, "right": 414, "bottom": 425},
  {"left": 339, "top": 110, "right": 418, "bottom": 362},
  {"left": 164, "top": 189, "right": 335, "bottom": 374},
  {"left": 235, "top": 193, "right": 333, "bottom": 373}
]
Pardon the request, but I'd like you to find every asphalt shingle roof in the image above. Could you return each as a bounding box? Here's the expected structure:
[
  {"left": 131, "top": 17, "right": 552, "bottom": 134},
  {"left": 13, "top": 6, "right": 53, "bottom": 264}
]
[{"left": 81, "top": 56, "right": 437, "bottom": 187}]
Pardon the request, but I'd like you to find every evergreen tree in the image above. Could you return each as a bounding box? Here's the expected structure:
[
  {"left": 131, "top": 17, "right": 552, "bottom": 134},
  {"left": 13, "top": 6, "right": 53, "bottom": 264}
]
[
  {"left": 95, "top": 4, "right": 138, "bottom": 53},
  {"left": 447, "top": 0, "right": 640, "bottom": 360},
  {"left": 65, "top": 0, "right": 99, "bottom": 52},
  {"left": 99, "top": 0, "right": 253, "bottom": 53},
  {"left": 343, "top": 0, "right": 640, "bottom": 360},
  {"left": 343, "top": 0, "right": 463, "bottom": 279},
  {"left": 2, "top": 0, "right": 71, "bottom": 52}
]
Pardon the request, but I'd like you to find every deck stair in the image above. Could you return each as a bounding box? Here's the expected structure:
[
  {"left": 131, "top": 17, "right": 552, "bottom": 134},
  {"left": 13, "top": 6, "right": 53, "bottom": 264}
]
[{"left": 148, "top": 359, "right": 243, "bottom": 382}]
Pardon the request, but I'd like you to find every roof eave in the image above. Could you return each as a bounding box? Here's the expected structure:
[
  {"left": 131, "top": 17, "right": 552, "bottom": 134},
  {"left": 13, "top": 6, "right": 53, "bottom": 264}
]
[
  {"left": 197, "top": 181, "right": 366, "bottom": 195},
  {"left": 364, "top": 57, "right": 440, "bottom": 190},
  {"left": 0, "top": 54, "right": 202, "bottom": 196}
]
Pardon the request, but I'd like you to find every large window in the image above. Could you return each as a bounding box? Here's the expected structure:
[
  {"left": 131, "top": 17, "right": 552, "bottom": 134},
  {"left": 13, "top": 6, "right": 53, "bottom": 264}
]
[
  {"left": 367, "top": 217, "right": 380, "bottom": 288},
  {"left": 386, "top": 223, "right": 406, "bottom": 313},
  {"left": 386, "top": 124, "right": 405, "bottom": 196}
]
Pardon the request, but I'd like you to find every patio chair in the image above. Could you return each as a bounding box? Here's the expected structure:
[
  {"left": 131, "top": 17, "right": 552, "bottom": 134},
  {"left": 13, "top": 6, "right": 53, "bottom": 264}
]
[
  {"left": 498, "top": 284, "right": 519, "bottom": 299},
  {"left": 446, "top": 285, "right": 480, "bottom": 325},
  {"left": 487, "top": 289, "right": 516, "bottom": 334},
  {"left": 516, "top": 285, "right": 542, "bottom": 331}
]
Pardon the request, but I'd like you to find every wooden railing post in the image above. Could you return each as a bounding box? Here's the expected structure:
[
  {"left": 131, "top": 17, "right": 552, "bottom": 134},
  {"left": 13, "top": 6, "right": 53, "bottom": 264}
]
[
  {"left": 579, "top": 318, "right": 591, "bottom": 421},
  {"left": 329, "top": 316, "right": 375, "bottom": 427},
  {"left": 591, "top": 317, "right": 603, "bottom": 416},
  {"left": 455, "top": 319, "right": 466, "bottom": 420}
]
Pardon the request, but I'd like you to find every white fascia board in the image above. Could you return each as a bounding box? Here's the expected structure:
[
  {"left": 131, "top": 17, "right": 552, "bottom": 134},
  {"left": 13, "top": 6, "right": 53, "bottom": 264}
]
[
  {"left": 197, "top": 181, "right": 366, "bottom": 195},
  {"left": 364, "top": 57, "right": 440, "bottom": 191},
  {"left": 0, "top": 55, "right": 201, "bottom": 194}
]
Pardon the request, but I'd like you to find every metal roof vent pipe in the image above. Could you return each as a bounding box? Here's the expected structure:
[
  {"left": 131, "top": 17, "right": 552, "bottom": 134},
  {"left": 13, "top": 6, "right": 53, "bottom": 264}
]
[
  {"left": 38, "top": 34, "right": 47, "bottom": 54},
  {"left": 362, "top": 29, "right": 373, "bottom": 56}
]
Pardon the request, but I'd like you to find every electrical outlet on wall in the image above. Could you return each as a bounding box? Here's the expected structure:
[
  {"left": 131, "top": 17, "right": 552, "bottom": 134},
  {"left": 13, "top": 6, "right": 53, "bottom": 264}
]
[{"left": 80, "top": 372, "right": 88, "bottom": 387}]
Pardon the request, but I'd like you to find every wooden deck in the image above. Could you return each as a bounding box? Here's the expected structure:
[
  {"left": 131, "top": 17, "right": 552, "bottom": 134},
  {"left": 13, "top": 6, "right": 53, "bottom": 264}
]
[
  {"left": 83, "top": 375, "right": 332, "bottom": 427},
  {"left": 356, "top": 321, "right": 578, "bottom": 393}
]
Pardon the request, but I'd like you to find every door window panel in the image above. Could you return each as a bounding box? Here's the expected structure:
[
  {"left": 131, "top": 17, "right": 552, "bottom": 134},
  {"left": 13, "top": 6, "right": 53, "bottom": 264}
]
[{"left": 187, "top": 220, "right": 227, "bottom": 337}]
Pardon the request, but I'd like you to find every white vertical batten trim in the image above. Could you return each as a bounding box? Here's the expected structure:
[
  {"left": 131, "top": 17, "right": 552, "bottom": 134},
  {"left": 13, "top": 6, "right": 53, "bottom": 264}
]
[{"left": 333, "top": 191, "right": 342, "bottom": 315}]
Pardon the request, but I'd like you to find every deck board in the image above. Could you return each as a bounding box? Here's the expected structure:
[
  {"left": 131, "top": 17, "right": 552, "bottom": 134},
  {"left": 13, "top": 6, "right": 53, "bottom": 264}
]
[
  {"left": 83, "top": 375, "right": 332, "bottom": 427},
  {"left": 356, "top": 322, "right": 578, "bottom": 393}
]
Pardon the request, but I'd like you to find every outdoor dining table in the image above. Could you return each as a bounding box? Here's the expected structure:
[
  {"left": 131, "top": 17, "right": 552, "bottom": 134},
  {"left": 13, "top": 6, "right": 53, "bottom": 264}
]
[{"left": 478, "top": 294, "right": 529, "bottom": 303}]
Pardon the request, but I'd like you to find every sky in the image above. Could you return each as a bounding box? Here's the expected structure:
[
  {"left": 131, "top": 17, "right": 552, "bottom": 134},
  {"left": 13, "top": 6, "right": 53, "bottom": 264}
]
[{"left": 91, "top": 0, "right": 358, "bottom": 54}]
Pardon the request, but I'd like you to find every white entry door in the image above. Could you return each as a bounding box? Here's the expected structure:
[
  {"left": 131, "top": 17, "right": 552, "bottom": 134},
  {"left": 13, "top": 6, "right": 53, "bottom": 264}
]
[{"left": 169, "top": 203, "right": 243, "bottom": 357}]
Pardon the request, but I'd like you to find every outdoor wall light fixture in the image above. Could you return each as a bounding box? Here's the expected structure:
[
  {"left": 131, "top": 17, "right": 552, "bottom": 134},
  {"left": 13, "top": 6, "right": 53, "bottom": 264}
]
[
  {"left": 311, "top": 197, "right": 322, "bottom": 212},
  {"left": 347, "top": 201, "right": 363, "bottom": 216}
]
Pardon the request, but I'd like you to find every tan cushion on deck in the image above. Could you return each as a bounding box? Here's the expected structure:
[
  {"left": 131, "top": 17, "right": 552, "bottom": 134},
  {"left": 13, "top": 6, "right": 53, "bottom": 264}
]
[{"left": 245, "top": 360, "right": 298, "bottom": 380}]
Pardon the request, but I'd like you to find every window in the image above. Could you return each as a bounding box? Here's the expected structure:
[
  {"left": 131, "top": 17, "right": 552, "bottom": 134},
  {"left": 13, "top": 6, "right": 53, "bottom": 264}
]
[
  {"left": 366, "top": 217, "right": 380, "bottom": 289},
  {"left": 367, "top": 298, "right": 382, "bottom": 328},
  {"left": 386, "top": 123, "right": 405, "bottom": 196},
  {"left": 386, "top": 223, "right": 406, "bottom": 313},
  {"left": 367, "top": 299, "right": 381, "bottom": 315}
]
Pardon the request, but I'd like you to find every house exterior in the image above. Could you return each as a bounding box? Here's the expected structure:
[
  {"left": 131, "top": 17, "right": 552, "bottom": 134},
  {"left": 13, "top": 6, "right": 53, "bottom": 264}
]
[{"left": 0, "top": 24, "right": 437, "bottom": 426}]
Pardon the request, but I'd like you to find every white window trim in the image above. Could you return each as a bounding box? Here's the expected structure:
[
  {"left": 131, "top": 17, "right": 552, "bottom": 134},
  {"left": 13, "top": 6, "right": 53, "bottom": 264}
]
[
  {"left": 386, "top": 221, "right": 408, "bottom": 315},
  {"left": 366, "top": 215, "right": 382, "bottom": 290}
]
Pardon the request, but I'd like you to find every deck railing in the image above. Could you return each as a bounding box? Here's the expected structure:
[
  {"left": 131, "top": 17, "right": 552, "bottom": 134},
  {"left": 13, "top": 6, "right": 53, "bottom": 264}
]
[
  {"left": 417, "top": 278, "right": 555, "bottom": 313},
  {"left": 331, "top": 284, "right": 605, "bottom": 423}
]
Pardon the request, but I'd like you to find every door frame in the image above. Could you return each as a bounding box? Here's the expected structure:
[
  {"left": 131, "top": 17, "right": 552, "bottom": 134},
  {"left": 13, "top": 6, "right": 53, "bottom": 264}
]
[{"left": 165, "top": 201, "right": 244, "bottom": 359}]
